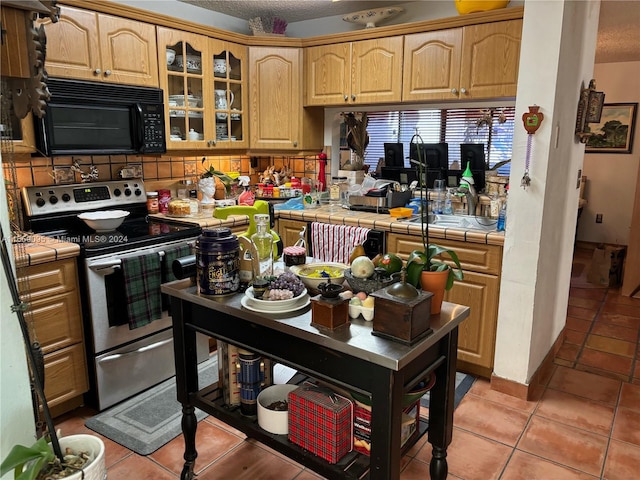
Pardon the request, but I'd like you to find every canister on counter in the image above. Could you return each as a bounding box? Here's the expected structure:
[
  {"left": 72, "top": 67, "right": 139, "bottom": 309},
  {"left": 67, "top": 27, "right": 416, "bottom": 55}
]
[
  {"left": 146, "top": 191, "right": 159, "bottom": 214},
  {"left": 158, "top": 189, "right": 171, "bottom": 214},
  {"left": 196, "top": 227, "right": 240, "bottom": 296}
]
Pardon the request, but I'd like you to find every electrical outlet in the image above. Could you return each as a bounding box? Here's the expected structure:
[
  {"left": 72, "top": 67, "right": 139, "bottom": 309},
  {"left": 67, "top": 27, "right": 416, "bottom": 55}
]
[{"left": 596, "top": 213, "right": 603, "bottom": 223}]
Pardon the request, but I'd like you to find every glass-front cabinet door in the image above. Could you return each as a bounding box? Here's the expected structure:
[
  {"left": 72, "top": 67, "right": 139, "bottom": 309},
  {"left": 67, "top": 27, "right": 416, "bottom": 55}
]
[
  {"left": 157, "top": 28, "right": 209, "bottom": 149},
  {"left": 210, "top": 39, "right": 247, "bottom": 148}
]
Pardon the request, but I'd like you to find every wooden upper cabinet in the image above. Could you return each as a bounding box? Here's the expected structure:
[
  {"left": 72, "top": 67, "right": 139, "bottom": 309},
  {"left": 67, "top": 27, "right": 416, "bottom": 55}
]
[
  {"left": 305, "top": 43, "right": 351, "bottom": 105},
  {"left": 305, "top": 37, "right": 403, "bottom": 106},
  {"left": 38, "top": 6, "right": 158, "bottom": 87},
  {"left": 403, "top": 19, "right": 522, "bottom": 101},
  {"left": 460, "top": 19, "right": 522, "bottom": 99},
  {"left": 250, "top": 47, "right": 323, "bottom": 151},
  {"left": 403, "top": 28, "right": 463, "bottom": 102}
]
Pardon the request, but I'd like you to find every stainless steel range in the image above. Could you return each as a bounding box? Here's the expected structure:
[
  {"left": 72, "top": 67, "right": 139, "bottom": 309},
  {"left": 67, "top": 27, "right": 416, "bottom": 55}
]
[{"left": 22, "top": 180, "right": 208, "bottom": 410}]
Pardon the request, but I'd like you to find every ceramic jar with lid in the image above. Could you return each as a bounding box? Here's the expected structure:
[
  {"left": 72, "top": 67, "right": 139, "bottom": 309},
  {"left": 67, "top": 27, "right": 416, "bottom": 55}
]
[{"left": 196, "top": 228, "right": 240, "bottom": 296}]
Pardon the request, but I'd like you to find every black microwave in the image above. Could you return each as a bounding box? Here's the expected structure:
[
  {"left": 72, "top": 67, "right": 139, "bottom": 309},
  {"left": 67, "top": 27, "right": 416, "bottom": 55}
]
[{"left": 35, "top": 78, "right": 166, "bottom": 156}]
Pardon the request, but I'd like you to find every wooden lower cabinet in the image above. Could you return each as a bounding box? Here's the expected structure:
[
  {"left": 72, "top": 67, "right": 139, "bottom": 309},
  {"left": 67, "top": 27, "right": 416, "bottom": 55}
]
[
  {"left": 21, "top": 258, "right": 88, "bottom": 415},
  {"left": 275, "top": 218, "right": 307, "bottom": 249},
  {"left": 386, "top": 233, "right": 502, "bottom": 377}
]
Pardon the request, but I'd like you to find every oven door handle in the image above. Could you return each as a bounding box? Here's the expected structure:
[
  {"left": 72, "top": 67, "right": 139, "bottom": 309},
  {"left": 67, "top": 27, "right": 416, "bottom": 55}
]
[
  {"left": 99, "top": 337, "right": 173, "bottom": 362},
  {"left": 88, "top": 251, "right": 168, "bottom": 275}
]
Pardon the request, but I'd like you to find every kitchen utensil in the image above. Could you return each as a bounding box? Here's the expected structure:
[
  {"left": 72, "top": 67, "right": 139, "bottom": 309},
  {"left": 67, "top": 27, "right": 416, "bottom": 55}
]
[{"left": 77, "top": 210, "right": 130, "bottom": 232}]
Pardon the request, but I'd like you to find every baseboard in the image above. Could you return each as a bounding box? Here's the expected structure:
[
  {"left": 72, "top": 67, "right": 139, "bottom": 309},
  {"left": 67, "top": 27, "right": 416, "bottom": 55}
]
[{"left": 490, "top": 329, "right": 564, "bottom": 401}]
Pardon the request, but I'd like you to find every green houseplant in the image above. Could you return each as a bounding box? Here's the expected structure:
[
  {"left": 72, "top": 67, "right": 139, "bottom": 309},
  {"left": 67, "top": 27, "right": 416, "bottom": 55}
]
[
  {"left": 404, "top": 135, "right": 464, "bottom": 313},
  {"left": 0, "top": 434, "right": 105, "bottom": 480}
]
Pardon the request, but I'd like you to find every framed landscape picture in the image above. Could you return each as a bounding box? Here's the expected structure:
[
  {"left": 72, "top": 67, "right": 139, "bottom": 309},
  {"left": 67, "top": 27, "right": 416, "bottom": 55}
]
[{"left": 586, "top": 103, "right": 637, "bottom": 153}]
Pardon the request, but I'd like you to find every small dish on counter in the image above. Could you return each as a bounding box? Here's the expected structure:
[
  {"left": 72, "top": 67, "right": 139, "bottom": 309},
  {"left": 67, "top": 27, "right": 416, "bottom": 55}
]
[{"left": 245, "top": 286, "right": 308, "bottom": 311}]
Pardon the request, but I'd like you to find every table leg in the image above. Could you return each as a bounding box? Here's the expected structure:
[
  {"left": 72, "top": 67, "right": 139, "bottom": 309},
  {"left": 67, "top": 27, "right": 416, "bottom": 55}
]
[
  {"left": 171, "top": 298, "right": 201, "bottom": 480},
  {"left": 180, "top": 404, "right": 198, "bottom": 480},
  {"left": 369, "top": 367, "right": 403, "bottom": 480},
  {"left": 427, "top": 328, "right": 458, "bottom": 480}
]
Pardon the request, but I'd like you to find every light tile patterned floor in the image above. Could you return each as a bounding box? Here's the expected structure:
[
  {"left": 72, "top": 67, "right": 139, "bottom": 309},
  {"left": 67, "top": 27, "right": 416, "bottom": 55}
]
[{"left": 55, "top": 248, "right": 640, "bottom": 479}]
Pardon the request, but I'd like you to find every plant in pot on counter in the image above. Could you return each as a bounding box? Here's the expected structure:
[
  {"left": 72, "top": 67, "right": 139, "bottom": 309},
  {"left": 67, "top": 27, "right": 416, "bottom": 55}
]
[
  {"left": 405, "top": 134, "right": 464, "bottom": 314},
  {"left": 199, "top": 157, "right": 235, "bottom": 203}
]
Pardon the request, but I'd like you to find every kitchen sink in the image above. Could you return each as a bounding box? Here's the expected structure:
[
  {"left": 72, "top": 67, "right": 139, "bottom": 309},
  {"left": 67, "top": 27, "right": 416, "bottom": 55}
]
[{"left": 401, "top": 214, "right": 497, "bottom": 232}]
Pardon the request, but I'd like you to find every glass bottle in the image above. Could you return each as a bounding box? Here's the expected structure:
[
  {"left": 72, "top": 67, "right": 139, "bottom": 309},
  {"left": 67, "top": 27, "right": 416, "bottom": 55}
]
[{"left": 251, "top": 214, "right": 273, "bottom": 279}]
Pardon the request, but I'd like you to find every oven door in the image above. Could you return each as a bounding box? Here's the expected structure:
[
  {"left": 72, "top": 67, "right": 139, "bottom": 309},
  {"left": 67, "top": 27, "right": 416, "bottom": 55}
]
[
  {"left": 84, "top": 238, "right": 198, "bottom": 353},
  {"left": 84, "top": 238, "right": 208, "bottom": 410}
]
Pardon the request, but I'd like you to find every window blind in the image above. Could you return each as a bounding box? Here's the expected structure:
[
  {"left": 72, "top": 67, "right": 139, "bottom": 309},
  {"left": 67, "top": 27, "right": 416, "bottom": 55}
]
[{"left": 355, "top": 107, "right": 514, "bottom": 175}]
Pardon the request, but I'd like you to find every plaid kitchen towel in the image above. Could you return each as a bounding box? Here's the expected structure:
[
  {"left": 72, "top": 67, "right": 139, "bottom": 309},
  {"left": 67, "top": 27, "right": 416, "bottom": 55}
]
[
  {"left": 122, "top": 253, "right": 162, "bottom": 329},
  {"left": 310, "top": 223, "right": 370, "bottom": 264}
]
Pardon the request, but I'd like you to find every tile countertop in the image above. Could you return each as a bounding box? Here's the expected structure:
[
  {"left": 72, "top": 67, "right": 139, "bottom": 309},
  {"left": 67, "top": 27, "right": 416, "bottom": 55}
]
[
  {"left": 148, "top": 213, "right": 250, "bottom": 229},
  {"left": 276, "top": 207, "right": 505, "bottom": 246},
  {"left": 150, "top": 207, "right": 504, "bottom": 246},
  {"left": 12, "top": 234, "right": 81, "bottom": 267}
]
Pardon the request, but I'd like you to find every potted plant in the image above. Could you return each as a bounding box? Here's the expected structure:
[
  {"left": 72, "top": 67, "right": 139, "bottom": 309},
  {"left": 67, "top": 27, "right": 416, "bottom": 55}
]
[
  {"left": 1, "top": 434, "right": 106, "bottom": 480},
  {"left": 405, "top": 135, "right": 464, "bottom": 314},
  {"left": 200, "top": 157, "right": 234, "bottom": 203},
  {"left": 0, "top": 228, "right": 106, "bottom": 480}
]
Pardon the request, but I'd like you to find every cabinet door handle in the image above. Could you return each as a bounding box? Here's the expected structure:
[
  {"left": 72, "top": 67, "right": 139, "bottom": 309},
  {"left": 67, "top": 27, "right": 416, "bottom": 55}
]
[
  {"left": 351, "top": 94, "right": 356, "bottom": 101},
  {"left": 344, "top": 95, "right": 348, "bottom": 101},
  {"left": 94, "top": 68, "right": 101, "bottom": 75},
  {"left": 451, "top": 88, "right": 458, "bottom": 95},
  {"left": 460, "top": 87, "right": 467, "bottom": 94},
  {"left": 104, "top": 70, "right": 112, "bottom": 76},
  {"left": 293, "top": 141, "right": 298, "bottom": 147}
]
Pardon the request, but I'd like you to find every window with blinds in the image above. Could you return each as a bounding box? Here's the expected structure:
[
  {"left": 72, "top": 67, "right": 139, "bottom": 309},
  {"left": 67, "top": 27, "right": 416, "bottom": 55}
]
[{"left": 354, "top": 107, "right": 514, "bottom": 175}]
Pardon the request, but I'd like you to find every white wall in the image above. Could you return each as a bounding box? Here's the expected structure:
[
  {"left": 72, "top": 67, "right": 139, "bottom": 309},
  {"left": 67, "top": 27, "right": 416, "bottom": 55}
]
[
  {"left": 0, "top": 153, "right": 36, "bottom": 477},
  {"left": 578, "top": 61, "right": 640, "bottom": 246},
  {"left": 493, "top": 0, "right": 600, "bottom": 384}
]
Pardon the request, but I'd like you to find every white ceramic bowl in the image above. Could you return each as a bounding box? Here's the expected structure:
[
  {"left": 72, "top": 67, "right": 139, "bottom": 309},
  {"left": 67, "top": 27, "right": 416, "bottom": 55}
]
[
  {"left": 78, "top": 210, "right": 130, "bottom": 232},
  {"left": 166, "top": 48, "right": 176, "bottom": 65},
  {"left": 342, "top": 7, "right": 404, "bottom": 28},
  {"left": 257, "top": 384, "right": 298, "bottom": 435},
  {"left": 289, "top": 263, "right": 347, "bottom": 291},
  {"left": 245, "top": 286, "right": 307, "bottom": 311}
]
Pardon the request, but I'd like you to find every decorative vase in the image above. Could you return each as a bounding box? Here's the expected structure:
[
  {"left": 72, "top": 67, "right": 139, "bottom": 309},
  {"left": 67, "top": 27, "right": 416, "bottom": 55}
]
[
  {"left": 420, "top": 269, "right": 449, "bottom": 314},
  {"left": 198, "top": 177, "right": 216, "bottom": 204}
]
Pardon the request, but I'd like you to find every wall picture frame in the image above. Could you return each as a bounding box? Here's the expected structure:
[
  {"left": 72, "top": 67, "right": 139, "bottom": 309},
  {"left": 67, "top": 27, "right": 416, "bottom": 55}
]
[{"left": 585, "top": 103, "right": 637, "bottom": 154}]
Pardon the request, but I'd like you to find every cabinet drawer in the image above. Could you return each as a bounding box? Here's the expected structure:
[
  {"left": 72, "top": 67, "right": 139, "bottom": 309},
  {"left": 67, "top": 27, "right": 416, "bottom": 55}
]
[
  {"left": 387, "top": 233, "right": 502, "bottom": 275},
  {"left": 43, "top": 343, "right": 89, "bottom": 408},
  {"left": 22, "top": 259, "right": 79, "bottom": 300},
  {"left": 28, "top": 291, "right": 83, "bottom": 354}
]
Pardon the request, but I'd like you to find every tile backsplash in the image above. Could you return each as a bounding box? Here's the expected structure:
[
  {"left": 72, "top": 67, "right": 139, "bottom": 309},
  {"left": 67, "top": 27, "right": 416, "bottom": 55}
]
[{"left": 12, "top": 152, "right": 327, "bottom": 189}]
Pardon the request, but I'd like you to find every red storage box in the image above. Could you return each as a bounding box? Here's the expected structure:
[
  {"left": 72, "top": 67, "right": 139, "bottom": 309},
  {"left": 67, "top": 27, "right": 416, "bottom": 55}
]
[
  {"left": 353, "top": 401, "right": 420, "bottom": 456},
  {"left": 288, "top": 384, "right": 353, "bottom": 464}
]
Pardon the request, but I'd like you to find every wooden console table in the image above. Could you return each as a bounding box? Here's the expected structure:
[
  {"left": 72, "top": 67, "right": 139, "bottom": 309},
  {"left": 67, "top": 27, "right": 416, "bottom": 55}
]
[{"left": 163, "top": 280, "right": 469, "bottom": 480}]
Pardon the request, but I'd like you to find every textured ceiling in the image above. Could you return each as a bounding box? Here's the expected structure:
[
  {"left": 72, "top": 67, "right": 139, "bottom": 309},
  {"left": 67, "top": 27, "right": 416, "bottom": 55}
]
[
  {"left": 179, "top": 0, "right": 640, "bottom": 63},
  {"left": 595, "top": 0, "right": 640, "bottom": 63}
]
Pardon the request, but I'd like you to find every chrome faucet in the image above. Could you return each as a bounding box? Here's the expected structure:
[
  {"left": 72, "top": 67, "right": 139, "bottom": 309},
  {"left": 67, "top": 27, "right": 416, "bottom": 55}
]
[{"left": 456, "top": 182, "right": 478, "bottom": 216}]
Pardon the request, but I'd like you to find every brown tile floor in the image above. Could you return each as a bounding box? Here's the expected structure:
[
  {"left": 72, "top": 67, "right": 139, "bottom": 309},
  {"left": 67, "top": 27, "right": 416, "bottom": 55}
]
[{"left": 56, "top": 250, "right": 640, "bottom": 479}]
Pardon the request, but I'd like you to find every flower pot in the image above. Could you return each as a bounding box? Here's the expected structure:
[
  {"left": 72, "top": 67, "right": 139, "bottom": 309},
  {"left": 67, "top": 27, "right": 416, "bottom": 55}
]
[
  {"left": 420, "top": 270, "right": 449, "bottom": 314},
  {"left": 55, "top": 434, "right": 106, "bottom": 480}
]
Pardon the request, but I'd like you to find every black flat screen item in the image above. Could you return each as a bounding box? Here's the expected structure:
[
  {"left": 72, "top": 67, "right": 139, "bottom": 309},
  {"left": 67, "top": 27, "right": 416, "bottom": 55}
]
[
  {"left": 409, "top": 142, "right": 449, "bottom": 188},
  {"left": 384, "top": 143, "right": 405, "bottom": 167},
  {"left": 460, "top": 143, "right": 486, "bottom": 192},
  {"left": 381, "top": 167, "right": 418, "bottom": 185}
]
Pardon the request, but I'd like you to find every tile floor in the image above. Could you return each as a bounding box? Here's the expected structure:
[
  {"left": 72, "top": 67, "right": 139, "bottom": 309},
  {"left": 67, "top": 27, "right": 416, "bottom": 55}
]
[{"left": 56, "top": 250, "right": 640, "bottom": 479}]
